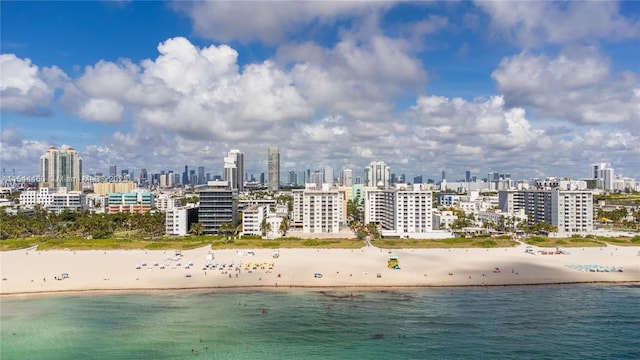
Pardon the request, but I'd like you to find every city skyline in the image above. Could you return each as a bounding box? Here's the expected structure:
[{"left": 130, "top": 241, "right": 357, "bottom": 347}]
[{"left": 1, "top": 2, "right": 639, "bottom": 180}]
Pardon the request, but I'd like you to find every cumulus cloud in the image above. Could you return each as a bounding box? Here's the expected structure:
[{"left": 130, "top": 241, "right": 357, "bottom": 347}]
[
  {"left": 409, "top": 95, "right": 553, "bottom": 165},
  {"left": 59, "top": 37, "right": 312, "bottom": 133},
  {"left": 0, "top": 128, "right": 52, "bottom": 175},
  {"left": 0, "top": 54, "right": 64, "bottom": 116},
  {"left": 174, "top": 1, "right": 387, "bottom": 44},
  {"left": 492, "top": 49, "right": 640, "bottom": 125},
  {"left": 280, "top": 35, "right": 426, "bottom": 122},
  {"left": 476, "top": 0, "right": 640, "bottom": 48}
]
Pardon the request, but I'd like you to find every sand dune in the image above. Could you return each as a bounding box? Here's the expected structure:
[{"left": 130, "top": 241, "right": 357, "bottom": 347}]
[{"left": 1, "top": 243, "right": 638, "bottom": 296}]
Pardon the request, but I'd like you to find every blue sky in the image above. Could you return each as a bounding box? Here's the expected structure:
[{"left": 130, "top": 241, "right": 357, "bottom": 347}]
[{"left": 1, "top": 1, "right": 639, "bottom": 182}]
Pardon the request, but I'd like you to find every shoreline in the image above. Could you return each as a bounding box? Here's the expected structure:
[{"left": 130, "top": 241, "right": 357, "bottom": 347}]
[
  {"left": 2, "top": 281, "right": 640, "bottom": 299},
  {"left": 2, "top": 244, "right": 638, "bottom": 297}
]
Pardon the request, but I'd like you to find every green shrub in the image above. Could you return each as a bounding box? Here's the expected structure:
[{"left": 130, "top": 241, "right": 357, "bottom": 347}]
[
  {"left": 477, "top": 240, "right": 497, "bottom": 248},
  {"left": 302, "top": 239, "right": 320, "bottom": 246},
  {"left": 259, "top": 242, "right": 280, "bottom": 248}
]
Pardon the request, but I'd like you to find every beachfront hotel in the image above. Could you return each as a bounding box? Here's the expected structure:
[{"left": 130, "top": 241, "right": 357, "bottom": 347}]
[{"left": 39, "top": 146, "right": 83, "bottom": 191}]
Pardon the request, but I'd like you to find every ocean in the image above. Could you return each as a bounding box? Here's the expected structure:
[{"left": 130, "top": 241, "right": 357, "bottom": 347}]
[{"left": 2, "top": 285, "right": 639, "bottom": 359}]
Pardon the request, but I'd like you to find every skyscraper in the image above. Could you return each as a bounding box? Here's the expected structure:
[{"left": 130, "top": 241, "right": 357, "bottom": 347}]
[
  {"left": 364, "top": 161, "right": 390, "bottom": 188},
  {"left": 39, "top": 146, "right": 83, "bottom": 191},
  {"left": 322, "top": 165, "right": 333, "bottom": 185},
  {"left": 340, "top": 169, "right": 353, "bottom": 186},
  {"left": 465, "top": 170, "right": 471, "bottom": 183},
  {"left": 109, "top": 165, "right": 117, "bottom": 178},
  {"left": 183, "top": 165, "right": 189, "bottom": 186},
  {"left": 224, "top": 149, "right": 244, "bottom": 191},
  {"left": 268, "top": 147, "right": 280, "bottom": 192},
  {"left": 139, "top": 168, "right": 148, "bottom": 186},
  {"left": 198, "top": 166, "right": 205, "bottom": 185}
]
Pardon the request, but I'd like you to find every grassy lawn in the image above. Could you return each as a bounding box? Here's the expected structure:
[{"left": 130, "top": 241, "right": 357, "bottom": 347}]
[
  {"left": 2, "top": 234, "right": 638, "bottom": 251},
  {"left": 521, "top": 235, "right": 640, "bottom": 248}
]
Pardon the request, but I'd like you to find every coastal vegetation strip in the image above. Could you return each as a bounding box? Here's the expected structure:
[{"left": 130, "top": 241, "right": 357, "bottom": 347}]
[{"left": 1, "top": 234, "right": 638, "bottom": 251}]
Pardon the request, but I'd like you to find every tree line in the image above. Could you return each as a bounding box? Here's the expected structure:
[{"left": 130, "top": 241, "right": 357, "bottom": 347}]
[{"left": 0, "top": 207, "right": 165, "bottom": 240}]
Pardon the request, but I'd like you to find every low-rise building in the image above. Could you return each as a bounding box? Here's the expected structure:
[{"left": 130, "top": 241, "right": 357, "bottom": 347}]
[{"left": 107, "top": 191, "right": 155, "bottom": 214}]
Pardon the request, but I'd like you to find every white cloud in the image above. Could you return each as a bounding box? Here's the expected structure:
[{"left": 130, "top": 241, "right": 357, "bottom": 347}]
[
  {"left": 492, "top": 49, "right": 640, "bottom": 125},
  {"left": 476, "top": 0, "right": 640, "bottom": 48},
  {"left": 0, "top": 54, "right": 60, "bottom": 116},
  {"left": 175, "top": 1, "right": 388, "bottom": 44},
  {"left": 0, "top": 128, "right": 52, "bottom": 176},
  {"left": 76, "top": 98, "right": 124, "bottom": 124}
]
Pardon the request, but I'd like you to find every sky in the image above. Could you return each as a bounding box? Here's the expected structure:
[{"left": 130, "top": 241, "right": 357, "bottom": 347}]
[{"left": 1, "top": 1, "right": 639, "bottom": 182}]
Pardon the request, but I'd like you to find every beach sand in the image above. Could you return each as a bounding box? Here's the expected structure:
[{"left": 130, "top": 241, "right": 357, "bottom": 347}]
[{"left": 1, "top": 243, "right": 638, "bottom": 295}]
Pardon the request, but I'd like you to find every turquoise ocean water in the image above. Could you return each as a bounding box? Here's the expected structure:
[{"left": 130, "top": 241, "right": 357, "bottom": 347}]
[{"left": 2, "top": 285, "right": 639, "bottom": 359}]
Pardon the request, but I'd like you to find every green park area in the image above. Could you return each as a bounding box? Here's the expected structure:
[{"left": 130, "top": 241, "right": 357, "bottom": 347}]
[{"left": 1, "top": 233, "right": 638, "bottom": 251}]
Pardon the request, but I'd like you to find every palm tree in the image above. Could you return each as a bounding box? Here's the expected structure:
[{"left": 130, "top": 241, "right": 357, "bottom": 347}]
[
  {"left": 189, "top": 222, "right": 204, "bottom": 236},
  {"left": 260, "top": 219, "right": 272, "bottom": 237},
  {"left": 279, "top": 217, "right": 289, "bottom": 237}
]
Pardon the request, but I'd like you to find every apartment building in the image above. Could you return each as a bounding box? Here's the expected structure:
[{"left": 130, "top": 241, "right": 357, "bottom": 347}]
[
  {"left": 302, "top": 190, "right": 343, "bottom": 234},
  {"left": 498, "top": 189, "right": 593, "bottom": 234},
  {"left": 198, "top": 181, "right": 238, "bottom": 235},
  {"left": 242, "top": 204, "right": 269, "bottom": 236},
  {"left": 19, "top": 187, "right": 84, "bottom": 213},
  {"left": 107, "top": 191, "right": 154, "bottom": 214},
  {"left": 165, "top": 206, "right": 198, "bottom": 236},
  {"left": 365, "top": 185, "right": 434, "bottom": 237}
]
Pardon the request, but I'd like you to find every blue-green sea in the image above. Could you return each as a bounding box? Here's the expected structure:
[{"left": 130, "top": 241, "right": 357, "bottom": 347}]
[{"left": 2, "top": 285, "right": 639, "bottom": 359}]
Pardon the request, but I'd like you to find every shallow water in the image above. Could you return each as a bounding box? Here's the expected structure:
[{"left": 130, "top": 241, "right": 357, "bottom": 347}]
[{"left": 2, "top": 285, "right": 639, "bottom": 359}]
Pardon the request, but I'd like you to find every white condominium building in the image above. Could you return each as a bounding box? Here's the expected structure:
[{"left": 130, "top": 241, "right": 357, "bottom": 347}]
[
  {"left": 302, "top": 190, "right": 343, "bottom": 233},
  {"left": 242, "top": 204, "right": 269, "bottom": 236},
  {"left": 365, "top": 185, "right": 434, "bottom": 237},
  {"left": 19, "top": 187, "right": 84, "bottom": 214},
  {"left": 395, "top": 189, "right": 433, "bottom": 234},
  {"left": 498, "top": 189, "right": 593, "bottom": 234},
  {"left": 165, "top": 206, "right": 199, "bottom": 236},
  {"left": 365, "top": 189, "right": 395, "bottom": 230}
]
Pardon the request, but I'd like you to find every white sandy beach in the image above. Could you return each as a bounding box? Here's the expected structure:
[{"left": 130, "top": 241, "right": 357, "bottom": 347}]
[{"left": 1, "top": 243, "right": 639, "bottom": 295}]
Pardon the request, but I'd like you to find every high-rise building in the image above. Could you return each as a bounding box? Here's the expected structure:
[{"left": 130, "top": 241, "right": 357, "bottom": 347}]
[
  {"left": 499, "top": 189, "right": 593, "bottom": 234},
  {"left": 298, "top": 171, "right": 307, "bottom": 185},
  {"left": 109, "top": 165, "right": 117, "bottom": 178},
  {"left": 340, "top": 169, "right": 353, "bottom": 186},
  {"left": 182, "top": 165, "right": 189, "bottom": 186},
  {"left": 224, "top": 149, "right": 244, "bottom": 191},
  {"left": 39, "top": 146, "right": 83, "bottom": 191},
  {"left": 441, "top": 170, "right": 446, "bottom": 182},
  {"left": 198, "top": 166, "right": 205, "bottom": 185},
  {"left": 288, "top": 170, "right": 297, "bottom": 185},
  {"left": 268, "top": 147, "right": 280, "bottom": 192},
  {"left": 364, "top": 161, "right": 390, "bottom": 188},
  {"left": 322, "top": 165, "right": 333, "bottom": 185},
  {"left": 465, "top": 170, "right": 471, "bottom": 183},
  {"left": 198, "top": 181, "right": 238, "bottom": 235},
  {"left": 364, "top": 185, "right": 433, "bottom": 236},
  {"left": 302, "top": 189, "right": 343, "bottom": 234},
  {"left": 590, "top": 163, "right": 614, "bottom": 191},
  {"left": 590, "top": 163, "right": 607, "bottom": 179},
  {"left": 139, "top": 168, "right": 148, "bottom": 185}
]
